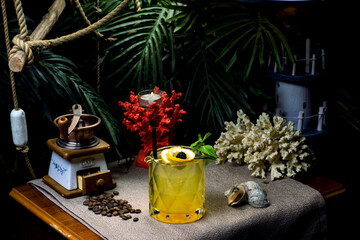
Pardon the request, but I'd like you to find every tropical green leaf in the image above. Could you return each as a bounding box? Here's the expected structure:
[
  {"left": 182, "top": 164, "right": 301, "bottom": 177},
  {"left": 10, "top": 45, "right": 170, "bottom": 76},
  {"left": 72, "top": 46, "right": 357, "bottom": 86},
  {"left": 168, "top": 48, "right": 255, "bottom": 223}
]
[
  {"left": 205, "top": 5, "right": 293, "bottom": 81},
  {"left": 99, "top": 5, "right": 175, "bottom": 89},
  {"left": 182, "top": 41, "right": 250, "bottom": 130}
]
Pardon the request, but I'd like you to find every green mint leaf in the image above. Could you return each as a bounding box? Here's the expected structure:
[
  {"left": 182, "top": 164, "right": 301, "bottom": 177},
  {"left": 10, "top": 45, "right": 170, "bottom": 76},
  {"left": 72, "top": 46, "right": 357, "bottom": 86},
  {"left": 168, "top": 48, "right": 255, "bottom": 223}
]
[
  {"left": 190, "top": 139, "right": 201, "bottom": 148},
  {"left": 199, "top": 145, "right": 217, "bottom": 159},
  {"left": 191, "top": 132, "right": 216, "bottom": 165},
  {"left": 202, "top": 132, "right": 212, "bottom": 141}
]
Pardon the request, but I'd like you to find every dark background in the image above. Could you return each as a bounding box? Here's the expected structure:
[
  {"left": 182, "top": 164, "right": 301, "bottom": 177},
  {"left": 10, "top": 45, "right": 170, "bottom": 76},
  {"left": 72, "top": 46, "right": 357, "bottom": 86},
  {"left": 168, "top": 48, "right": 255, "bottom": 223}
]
[{"left": 1, "top": 0, "right": 359, "bottom": 238}]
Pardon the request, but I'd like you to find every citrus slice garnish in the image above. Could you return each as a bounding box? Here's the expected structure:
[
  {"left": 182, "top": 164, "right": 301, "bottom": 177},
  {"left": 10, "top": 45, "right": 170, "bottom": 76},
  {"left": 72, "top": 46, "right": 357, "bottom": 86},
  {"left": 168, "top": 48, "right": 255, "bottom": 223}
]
[{"left": 161, "top": 147, "right": 195, "bottom": 164}]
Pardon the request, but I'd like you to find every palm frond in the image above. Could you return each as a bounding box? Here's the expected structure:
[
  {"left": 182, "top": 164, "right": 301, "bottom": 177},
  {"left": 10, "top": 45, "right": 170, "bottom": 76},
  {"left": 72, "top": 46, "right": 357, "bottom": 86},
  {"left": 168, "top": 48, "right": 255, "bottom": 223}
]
[
  {"left": 184, "top": 42, "right": 250, "bottom": 130},
  {"left": 206, "top": 6, "right": 293, "bottom": 81},
  {"left": 99, "top": 5, "right": 175, "bottom": 90},
  {"left": 69, "top": 75, "right": 124, "bottom": 148}
]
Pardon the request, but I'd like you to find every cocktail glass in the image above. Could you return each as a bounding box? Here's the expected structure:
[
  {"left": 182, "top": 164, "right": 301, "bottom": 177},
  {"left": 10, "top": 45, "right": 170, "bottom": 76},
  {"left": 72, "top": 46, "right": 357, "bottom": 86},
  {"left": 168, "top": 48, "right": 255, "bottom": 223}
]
[{"left": 148, "top": 146, "right": 206, "bottom": 224}]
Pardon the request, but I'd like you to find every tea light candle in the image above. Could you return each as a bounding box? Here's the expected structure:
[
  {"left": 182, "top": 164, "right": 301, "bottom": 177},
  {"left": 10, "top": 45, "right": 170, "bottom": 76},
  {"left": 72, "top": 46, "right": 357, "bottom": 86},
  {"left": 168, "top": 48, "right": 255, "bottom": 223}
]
[{"left": 138, "top": 89, "right": 163, "bottom": 108}]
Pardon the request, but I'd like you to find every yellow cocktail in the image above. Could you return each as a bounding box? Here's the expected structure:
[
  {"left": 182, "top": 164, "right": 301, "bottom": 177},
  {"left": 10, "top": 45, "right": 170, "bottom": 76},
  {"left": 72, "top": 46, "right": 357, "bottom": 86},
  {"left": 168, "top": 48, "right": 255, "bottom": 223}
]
[{"left": 148, "top": 146, "right": 206, "bottom": 224}]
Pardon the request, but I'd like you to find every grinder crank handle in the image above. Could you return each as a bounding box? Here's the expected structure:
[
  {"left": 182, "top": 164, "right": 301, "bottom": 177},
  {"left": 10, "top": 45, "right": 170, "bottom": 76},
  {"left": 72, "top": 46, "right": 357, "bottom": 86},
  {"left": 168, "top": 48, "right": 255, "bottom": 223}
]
[
  {"left": 58, "top": 117, "right": 69, "bottom": 139},
  {"left": 68, "top": 104, "right": 82, "bottom": 134}
]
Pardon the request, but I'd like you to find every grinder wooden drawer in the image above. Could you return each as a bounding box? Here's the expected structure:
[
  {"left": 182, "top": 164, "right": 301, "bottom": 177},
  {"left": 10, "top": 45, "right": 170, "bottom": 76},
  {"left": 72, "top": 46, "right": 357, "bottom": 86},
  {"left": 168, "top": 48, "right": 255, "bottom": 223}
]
[{"left": 78, "top": 170, "right": 116, "bottom": 195}]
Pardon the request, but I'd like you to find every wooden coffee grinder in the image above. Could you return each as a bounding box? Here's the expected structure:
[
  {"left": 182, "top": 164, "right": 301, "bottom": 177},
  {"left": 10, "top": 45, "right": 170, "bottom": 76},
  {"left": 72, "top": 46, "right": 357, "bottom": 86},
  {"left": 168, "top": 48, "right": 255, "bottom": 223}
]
[{"left": 43, "top": 104, "right": 116, "bottom": 198}]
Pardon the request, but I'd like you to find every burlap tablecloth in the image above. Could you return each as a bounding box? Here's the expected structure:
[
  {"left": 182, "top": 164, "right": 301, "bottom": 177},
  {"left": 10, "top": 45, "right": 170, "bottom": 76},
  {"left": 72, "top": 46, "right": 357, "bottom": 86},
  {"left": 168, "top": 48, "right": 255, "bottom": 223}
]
[{"left": 29, "top": 161, "right": 327, "bottom": 240}]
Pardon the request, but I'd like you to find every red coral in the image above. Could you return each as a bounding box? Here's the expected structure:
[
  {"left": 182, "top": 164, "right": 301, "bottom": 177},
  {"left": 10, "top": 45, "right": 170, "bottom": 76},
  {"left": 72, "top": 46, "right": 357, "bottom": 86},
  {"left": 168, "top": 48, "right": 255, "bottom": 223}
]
[{"left": 118, "top": 87, "right": 186, "bottom": 156}]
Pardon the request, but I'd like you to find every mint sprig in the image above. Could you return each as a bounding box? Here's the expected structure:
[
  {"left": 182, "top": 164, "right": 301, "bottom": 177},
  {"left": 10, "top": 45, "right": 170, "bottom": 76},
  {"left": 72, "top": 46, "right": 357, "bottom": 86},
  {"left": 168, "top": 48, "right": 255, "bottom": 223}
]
[{"left": 191, "top": 132, "right": 217, "bottom": 165}]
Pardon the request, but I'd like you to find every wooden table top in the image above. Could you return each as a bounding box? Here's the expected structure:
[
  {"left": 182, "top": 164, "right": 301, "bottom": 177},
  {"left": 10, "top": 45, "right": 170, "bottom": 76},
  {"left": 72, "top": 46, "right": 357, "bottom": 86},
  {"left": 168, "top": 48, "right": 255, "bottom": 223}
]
[
  {"left": 9, "top": 175, "right": 345, "bottom": 239},
  {"left": 9, "top": 184, "right": 102, "bottom": 240}
]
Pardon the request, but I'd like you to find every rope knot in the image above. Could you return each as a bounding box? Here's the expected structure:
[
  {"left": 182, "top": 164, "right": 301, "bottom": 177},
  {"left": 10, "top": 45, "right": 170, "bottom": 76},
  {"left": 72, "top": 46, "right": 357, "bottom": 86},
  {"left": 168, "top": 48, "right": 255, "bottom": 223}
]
[
  {"left": 16, "top": 145, "right": 29, "bottom": 153},
  {"left": 10, "top": 34, "right": 35, "bottom": 69}
]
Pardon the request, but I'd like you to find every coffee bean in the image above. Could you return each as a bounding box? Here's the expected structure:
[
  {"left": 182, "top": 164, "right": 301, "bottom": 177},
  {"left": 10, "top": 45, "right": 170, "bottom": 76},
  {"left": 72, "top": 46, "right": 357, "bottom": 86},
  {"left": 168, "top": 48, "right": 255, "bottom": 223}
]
[
  {"left": 105, "top": 193, "right": 113, "bottom": 198},
  {"left": 93, "top": 206, "right": 101, "bottom": 212},
  {"left": 82, "top": 192, "right": 141, "bottom": 223},
  {"left": 98, "top": 194, "right": 105, "bottom": 199},
  {"left": 90, "top": 196, "right": 98, "bottom": 201}
]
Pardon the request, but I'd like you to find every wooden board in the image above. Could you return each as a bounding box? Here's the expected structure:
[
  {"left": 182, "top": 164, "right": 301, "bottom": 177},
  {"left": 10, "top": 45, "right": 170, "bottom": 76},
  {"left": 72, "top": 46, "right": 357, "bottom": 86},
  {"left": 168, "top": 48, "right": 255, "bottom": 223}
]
[
  {"left": 301, "top": 175, "right": 346, "bottom": 199},
  {"left": 9, "top": 184, "right": 102, "bottom": 240}
]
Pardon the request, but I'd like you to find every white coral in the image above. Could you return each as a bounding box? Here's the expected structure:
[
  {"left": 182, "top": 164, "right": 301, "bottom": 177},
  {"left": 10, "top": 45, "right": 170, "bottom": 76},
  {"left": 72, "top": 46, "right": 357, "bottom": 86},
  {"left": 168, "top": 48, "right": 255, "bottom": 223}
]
[
  {"left": 214, "top": 110, "right": 252, "bottom": 165},
  {"left": 214, "top": 110, "right": 314, "bottom": 180}
]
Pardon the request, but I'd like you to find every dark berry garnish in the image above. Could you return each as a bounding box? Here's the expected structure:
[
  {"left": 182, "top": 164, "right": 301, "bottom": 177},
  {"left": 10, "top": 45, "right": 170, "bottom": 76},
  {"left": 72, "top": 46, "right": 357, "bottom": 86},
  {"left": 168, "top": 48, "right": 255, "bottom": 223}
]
[{"left": 176, "top": 152, "right": 187, "bottom": 159}]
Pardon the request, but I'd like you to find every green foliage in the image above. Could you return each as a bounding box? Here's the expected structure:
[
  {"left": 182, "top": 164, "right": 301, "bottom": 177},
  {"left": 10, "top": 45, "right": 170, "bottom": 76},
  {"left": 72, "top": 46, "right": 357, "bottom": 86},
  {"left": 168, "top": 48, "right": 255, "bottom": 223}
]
[
  {"left": 190, "top": 132, "right": 217, "bottom": 165},
  {"left": 205, "top": 4, "right": 293, "bottom": 80},
  {"left": 100, "top": 5, "right": 175, "bottom": 89},
  {"left": 336, "top": 88, "right": 360, "bottom": 131},
  {"left": 0, "top": 0, "right": 295, "bottom": 183}
]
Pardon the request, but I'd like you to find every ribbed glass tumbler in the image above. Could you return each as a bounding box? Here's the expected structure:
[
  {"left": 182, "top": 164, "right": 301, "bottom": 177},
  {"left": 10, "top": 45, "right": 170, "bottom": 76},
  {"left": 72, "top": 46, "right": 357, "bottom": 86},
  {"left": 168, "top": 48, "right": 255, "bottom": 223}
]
[{"left": 148, "top": 146, "right": 206, "bottom": 224}]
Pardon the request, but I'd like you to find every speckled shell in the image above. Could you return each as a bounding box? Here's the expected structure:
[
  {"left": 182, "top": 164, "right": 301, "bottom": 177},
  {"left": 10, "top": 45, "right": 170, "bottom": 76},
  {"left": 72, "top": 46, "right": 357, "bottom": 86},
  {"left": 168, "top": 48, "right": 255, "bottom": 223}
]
[
  {"left": 242, "top": 181, "right": 262, "bottom": 192},
  {"left": 247, "top": 188, "right": 270, "bottom": 208}
]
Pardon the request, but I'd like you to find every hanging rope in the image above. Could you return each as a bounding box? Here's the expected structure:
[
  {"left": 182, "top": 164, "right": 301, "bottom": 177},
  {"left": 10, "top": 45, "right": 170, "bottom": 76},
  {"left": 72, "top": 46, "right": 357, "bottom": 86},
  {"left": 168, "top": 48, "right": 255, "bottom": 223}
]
[
  {"left": 9, "top": 0, "right": 35, "bottom": 69},
  {"left": 134, "top": 0, "right": 141, "bottom": 13},
  {"left": 1, "top": 0, "right": 36, "bottom": 179},
  {"left": 72, "top": 0, "right": 116, "bottom": 41},
  {"left": 1, "top": 0, "right": 18, "bottom": 110},
  {"left": 96, "top": 0, "right": 101, "bottom": 93},
  {"left": 9, "top": 0, "right": 132, "bottom": 70}
]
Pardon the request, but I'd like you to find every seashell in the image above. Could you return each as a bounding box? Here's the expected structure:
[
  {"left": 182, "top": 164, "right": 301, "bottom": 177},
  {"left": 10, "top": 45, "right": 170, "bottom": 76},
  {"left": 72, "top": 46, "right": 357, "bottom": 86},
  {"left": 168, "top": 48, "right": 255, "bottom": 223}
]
[
  {"left": 224, "top": 184, "right": 240, "bottom": 198},
  {"left": 248, "top": 188, "right": 270, "bottom": 208},
  {"left": 242, "top": 181, "right": 262, "bottom": 192},
  {"left": 225, "top": 181, "right": 270, "bottom": 208},
  {"left": 225, "top": 184, "right": 247, "bottom": 207}
]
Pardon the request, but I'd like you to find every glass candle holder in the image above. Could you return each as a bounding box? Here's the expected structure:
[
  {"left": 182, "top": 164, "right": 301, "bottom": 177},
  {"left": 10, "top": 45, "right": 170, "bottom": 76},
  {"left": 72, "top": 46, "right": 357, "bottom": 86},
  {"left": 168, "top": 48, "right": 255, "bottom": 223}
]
[
  {"left": 138, "top": 89, "right": 163, "bottom": 108},
  {"left": 148, "top": 146, "right": 206, "bottom": 224}
]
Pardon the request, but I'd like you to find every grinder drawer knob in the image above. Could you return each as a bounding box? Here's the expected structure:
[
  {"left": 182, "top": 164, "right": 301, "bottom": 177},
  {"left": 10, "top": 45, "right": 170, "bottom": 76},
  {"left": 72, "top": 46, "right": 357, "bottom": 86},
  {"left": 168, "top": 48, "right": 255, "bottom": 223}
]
[
  {"left": 96, "top": 178, "right": 105, "bottom": 186},
  {"left": 80, "top": 170, "right": 116, "bottom": 195}
]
